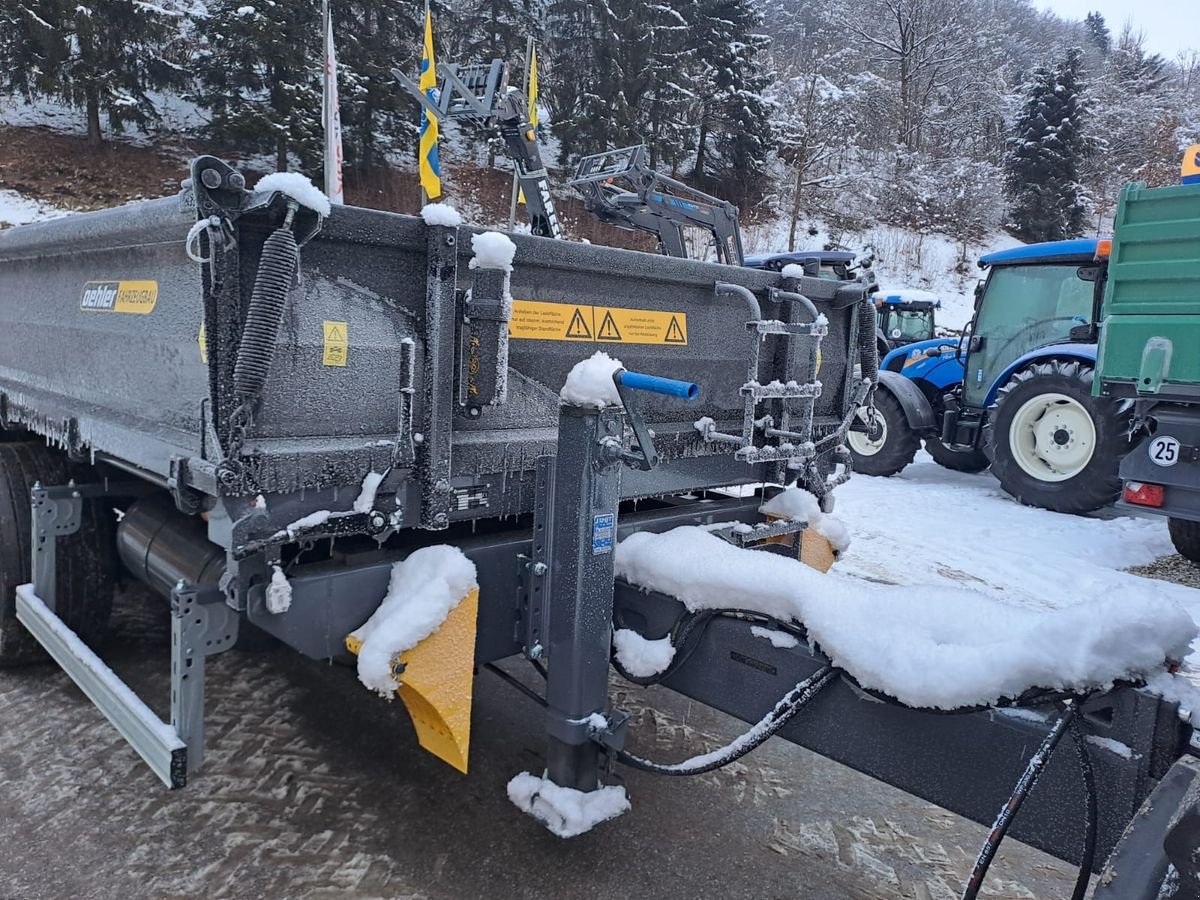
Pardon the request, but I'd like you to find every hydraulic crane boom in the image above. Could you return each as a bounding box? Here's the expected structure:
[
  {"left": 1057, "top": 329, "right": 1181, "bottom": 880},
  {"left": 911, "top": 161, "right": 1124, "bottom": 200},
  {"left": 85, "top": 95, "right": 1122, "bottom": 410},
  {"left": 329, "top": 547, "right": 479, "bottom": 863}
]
[
  {"left": 394, "top": 59, "right": 562, "bottom": 239},
  {"left": 569, "top": 145, "right": 746, "bottom": 266}
]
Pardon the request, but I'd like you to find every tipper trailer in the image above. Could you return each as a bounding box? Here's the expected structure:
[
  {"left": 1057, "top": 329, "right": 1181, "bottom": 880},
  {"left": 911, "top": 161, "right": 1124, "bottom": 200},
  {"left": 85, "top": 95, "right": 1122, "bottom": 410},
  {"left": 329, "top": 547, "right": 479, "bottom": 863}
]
[{"left": 0, "top": 157, "right": 1196, "bottom": 897}]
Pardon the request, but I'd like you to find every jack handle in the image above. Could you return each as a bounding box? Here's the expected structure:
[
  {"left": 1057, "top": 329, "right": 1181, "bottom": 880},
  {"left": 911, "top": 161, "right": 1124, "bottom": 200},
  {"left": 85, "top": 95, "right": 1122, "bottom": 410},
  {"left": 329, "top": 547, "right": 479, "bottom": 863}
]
[{"left": 610, "top": 369, "right": 699, "bottom": 472}]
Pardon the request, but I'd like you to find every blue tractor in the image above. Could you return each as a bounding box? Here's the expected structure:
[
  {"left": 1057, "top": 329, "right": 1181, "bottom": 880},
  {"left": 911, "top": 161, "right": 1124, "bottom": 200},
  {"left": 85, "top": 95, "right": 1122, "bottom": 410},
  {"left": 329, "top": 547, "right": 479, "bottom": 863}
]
[{"left": 847, "top": 238, "right": 1132, "bottom": 514}]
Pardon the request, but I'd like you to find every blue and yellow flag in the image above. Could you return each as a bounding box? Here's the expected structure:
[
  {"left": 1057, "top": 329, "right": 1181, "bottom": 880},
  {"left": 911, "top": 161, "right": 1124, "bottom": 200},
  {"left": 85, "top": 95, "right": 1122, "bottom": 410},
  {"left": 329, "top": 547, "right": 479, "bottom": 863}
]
[{"left": 419, "top": 8, "right": 441, "bottom": 199}]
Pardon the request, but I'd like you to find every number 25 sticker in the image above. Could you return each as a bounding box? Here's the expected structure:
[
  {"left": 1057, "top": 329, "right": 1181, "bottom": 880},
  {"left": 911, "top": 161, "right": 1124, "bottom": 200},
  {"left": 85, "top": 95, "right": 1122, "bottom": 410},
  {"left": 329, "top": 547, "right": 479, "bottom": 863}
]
[{"left": 1149, "top": 435, "right": 1180, "bottom": 467}]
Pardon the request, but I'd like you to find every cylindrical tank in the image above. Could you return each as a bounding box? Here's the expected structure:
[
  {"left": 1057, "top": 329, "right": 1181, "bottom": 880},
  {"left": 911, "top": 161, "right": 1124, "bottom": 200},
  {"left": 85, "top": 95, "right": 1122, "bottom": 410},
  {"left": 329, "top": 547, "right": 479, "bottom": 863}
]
[{"left": 117, "top": 497, "right": 224, "bottom": 598}]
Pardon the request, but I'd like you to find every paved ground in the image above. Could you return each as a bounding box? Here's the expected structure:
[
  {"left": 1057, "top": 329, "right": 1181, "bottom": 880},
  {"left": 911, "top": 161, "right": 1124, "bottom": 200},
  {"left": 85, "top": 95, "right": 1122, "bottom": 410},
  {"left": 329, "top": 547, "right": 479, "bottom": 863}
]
[{"left": 0, "top": 586, "right": 1098, "bottom": 900}]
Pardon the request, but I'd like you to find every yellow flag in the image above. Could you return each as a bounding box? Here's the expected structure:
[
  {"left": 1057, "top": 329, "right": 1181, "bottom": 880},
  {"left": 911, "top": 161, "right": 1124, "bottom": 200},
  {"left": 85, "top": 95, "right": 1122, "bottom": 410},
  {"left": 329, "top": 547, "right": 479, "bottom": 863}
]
[
  {"left": 528, "top": 47, "right": 538, "bottom": 128},
  {"left": 418, "top": 9, "right": 441, "bottom": 199},
  {"left": 518, "top": 46, "right": 537, "bottom": 205}
]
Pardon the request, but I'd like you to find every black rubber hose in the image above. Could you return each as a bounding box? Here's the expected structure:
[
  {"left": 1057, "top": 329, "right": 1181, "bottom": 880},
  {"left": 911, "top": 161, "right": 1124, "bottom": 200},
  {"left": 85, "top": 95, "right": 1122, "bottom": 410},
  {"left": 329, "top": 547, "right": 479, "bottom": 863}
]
[
  {"left": 858, "top": 296, "right": 880, "bottom": 386},
  {"left": 610, "top": 609, "right": 718, "bottom": 687},
  {"left": 1068, "top": 715, "right": 1099, "bottom": 900},
  {"left": 961, "top": 702, "right": 1077, "bottom": 900},
  {"left": 233, "top": 220, "right": 298, "bottom": 400},
  {"left": 615, "top": 665, "right": 837, "bottom": 776}
]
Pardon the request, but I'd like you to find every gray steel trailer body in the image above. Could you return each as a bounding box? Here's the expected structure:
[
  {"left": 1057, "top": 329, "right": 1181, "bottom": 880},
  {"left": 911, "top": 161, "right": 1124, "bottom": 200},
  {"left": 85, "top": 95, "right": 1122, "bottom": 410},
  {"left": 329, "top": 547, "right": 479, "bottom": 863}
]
[{"left": 0, "top": 157, "right": 1195, "bottom": 895}]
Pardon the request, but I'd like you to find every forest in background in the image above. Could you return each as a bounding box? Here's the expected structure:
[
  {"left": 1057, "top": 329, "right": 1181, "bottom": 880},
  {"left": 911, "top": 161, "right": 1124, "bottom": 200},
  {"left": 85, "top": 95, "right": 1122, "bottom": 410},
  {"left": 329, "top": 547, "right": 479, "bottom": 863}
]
[{"left": 0, "top": 0, "right": 1197, "bottom": 248}]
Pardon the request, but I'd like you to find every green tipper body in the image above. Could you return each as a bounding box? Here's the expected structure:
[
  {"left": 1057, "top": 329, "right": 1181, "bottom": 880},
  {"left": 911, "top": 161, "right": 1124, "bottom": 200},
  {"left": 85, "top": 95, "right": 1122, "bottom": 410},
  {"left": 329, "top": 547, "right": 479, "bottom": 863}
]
[{"left": 1096, "top": 181, "right": 1200, "bottom": 398}]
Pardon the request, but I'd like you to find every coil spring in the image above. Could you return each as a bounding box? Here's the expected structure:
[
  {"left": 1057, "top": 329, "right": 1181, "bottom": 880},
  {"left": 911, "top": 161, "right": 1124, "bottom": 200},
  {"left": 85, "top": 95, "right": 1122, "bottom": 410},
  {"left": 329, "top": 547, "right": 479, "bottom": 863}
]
[
  {"left": 857, "top": 296, "right": 880, "bottom": 385},
  {"left": 233, "top": 222, "right": 298, "bottom": 400}
]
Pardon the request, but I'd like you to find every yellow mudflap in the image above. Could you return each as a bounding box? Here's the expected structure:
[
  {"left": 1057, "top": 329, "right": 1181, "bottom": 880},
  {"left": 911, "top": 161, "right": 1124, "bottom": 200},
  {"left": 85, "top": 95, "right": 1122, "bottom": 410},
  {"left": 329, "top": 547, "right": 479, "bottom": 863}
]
[
  {"left": 763, "top": 515, "right": 838, "bottom": 573},
  {"left": 344, "top": 586, "right": 480, "bottom": 773}
]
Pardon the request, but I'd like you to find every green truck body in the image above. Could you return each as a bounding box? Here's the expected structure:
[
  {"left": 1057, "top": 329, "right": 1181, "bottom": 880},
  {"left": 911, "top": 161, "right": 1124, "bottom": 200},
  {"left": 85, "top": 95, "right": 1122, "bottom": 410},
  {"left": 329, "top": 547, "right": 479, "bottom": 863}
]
[
  {"left": 1097, "top": 178, "right": 1200, "bottom": 554},
  {"left": 1097, "top": 181, "right": 1200, "bottom": 399}
]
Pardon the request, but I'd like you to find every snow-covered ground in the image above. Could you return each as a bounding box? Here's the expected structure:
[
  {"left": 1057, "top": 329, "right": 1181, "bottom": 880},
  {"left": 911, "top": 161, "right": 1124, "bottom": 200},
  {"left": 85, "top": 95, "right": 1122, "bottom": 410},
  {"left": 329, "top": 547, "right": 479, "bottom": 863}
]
[
  {"left": 832, "top": 452, "right": 1200, "bottom": 674},
  {"left": 0, "top": 189, "right": 66, "bottom": 228}
]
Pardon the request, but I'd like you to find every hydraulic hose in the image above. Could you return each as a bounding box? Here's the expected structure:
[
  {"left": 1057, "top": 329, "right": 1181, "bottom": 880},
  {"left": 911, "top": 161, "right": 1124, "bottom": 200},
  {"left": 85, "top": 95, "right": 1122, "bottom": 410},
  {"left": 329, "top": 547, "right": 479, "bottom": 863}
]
[
  {"left": 233, "top": 204, "right": 299, "bottom": 401},
  {"left": 960, "top": 701, "right": 1077, "bottom": 900},
  {"left": 615, "top": 665, "right": 837, "bottom": 776},
  {"left": 1067, "top": 715, "right": 1098, "bottom": 900}
]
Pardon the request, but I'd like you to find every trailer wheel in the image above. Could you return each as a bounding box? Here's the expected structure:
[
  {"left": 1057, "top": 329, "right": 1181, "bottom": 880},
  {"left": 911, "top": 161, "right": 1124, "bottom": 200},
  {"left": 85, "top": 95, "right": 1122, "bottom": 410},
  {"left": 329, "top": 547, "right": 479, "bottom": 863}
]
[
  {"left": 0, "top": 442, "right": 116, "bottom": 665},
  {"left": 847, "top": 390, "right": 919, "bottom": 476},
  {"left": 986, "top": 361, "right": 1128, "bottom": 514},
  {"left": 1169, "top": 518, "right": 1200, "bottom": 565},
  {"left": 924, "top": 436, "right": 990, "bottom": 473}
]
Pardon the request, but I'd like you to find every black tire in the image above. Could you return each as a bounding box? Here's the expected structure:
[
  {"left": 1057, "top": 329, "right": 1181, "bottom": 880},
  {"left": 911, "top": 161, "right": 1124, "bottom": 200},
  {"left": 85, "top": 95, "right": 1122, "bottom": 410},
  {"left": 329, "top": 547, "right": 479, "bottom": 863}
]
[
  {"left": 924, "top": 436, "right": 990, "bottom": 473},
  {"left": 986, "top": 361, "right": 1129, "bottom": 514},
  {"left": 847, "top": 389, "right": 919, "bottom": 476},
  {"left": 0, "top": 442, "right": 117, "bottom": 665},
  {"left": 1169, "top": 518, "right": 1200, "bottom": 564}
]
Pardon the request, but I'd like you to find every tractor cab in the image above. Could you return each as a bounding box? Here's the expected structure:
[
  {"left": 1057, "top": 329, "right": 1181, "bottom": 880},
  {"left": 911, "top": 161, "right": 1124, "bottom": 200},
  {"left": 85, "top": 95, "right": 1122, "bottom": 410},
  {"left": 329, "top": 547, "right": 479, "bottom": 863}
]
[
  {"left": 949, "top": 239, "right": 1109, "bottom": 443},
  {"left": 874, "top": 290, "right": 940, "bottom": 347}
]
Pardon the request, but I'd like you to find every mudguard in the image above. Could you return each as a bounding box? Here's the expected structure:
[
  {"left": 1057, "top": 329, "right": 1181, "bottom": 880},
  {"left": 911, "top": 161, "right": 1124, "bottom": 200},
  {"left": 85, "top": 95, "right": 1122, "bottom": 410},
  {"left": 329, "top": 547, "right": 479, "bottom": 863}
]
[
  {"left": 345, "top": 586, "right": 480, "bottom": 773},
  {"left": 982, "top": 343, "right": 1098, "bottom": 406},
  {"left": 877, "top": 369, "right": 936, "bottom": 431}
]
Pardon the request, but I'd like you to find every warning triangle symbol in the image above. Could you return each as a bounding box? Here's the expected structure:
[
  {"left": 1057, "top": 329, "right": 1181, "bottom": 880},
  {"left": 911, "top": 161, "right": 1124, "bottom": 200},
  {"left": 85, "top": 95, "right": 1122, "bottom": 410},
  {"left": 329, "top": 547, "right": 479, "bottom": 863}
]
[
  {"left": 327, "top": 324, "right": 346, "bottom": 341},
  {"left": 597, "top": 311, "right": 622, "bottom": 341},
  {"left": 566, "top": 308, "right": 592, "bottom": 339},
  {"left": 664, "top": 316, "right": 686, "bottom": 344}
]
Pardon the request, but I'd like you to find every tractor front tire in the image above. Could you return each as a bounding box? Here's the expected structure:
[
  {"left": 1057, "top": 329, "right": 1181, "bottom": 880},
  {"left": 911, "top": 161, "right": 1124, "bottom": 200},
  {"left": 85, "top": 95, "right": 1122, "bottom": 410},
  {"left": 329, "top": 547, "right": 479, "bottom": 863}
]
[
  {"left": 1168, "top": 518, "right": 1200, "bottom": 565},
  {"left": 847, "top": 390, "right": 919, "bottom": 477},
  {"left": 0, "top": 442, "right": 117, "bottom": 665},
  {"left": 924, "top": 436, "right": 990, "bottom": 473},
  {"left": 986, "top": 361, "right": 1128, "bottom": 514}
]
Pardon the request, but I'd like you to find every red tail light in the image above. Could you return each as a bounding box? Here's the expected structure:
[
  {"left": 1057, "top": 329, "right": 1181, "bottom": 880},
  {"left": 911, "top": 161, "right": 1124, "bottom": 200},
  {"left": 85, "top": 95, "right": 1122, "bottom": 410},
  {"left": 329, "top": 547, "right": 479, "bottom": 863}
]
[{"left": 1124, "top": 481, "right": 1165, "bottom": 507}]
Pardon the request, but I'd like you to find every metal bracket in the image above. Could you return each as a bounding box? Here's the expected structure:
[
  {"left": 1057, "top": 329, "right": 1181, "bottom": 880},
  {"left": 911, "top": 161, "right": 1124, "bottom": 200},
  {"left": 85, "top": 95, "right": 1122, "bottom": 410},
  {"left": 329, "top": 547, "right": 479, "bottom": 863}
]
[
  {"left": 171, "top": 582, "right": 239, "bottom": 774},
  {"left": 30, "top": 483, "right": 84, "bottom": 608}
]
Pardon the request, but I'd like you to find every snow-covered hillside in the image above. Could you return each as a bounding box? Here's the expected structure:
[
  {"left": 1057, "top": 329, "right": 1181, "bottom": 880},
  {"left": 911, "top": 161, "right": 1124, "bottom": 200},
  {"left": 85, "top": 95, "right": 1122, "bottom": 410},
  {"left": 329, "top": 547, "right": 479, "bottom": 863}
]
[{"left": 0, "top": 189, "right": 65, "bottom": 228}]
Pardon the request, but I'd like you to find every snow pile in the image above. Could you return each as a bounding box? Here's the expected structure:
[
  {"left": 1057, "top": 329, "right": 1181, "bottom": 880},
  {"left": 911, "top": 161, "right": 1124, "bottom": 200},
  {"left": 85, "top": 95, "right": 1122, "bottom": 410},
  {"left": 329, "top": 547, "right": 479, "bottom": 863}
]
[
  {"left": 349, "top": 546, "right": 478, "bottom": 697},
  {"left": 353, "top": 471, "right": 384, "bottom": 514},
  {"left": 615, "top": 526, "right": 1196, "bottom": 710},
  {"left": 760, "top": 486, "right": 851, "bottom": 553},
  {"left": 506, "top": 772, "right": 630, "bottom": 838},
  {"left": 779, "top": 263, "right": 812, "bottom": 280},
  {"left": 469, "top": 231, "right": 516, "bottom": 272},
  {"left": 560, "top": 351, "right": 623, "bottom": 408},
  {"left": 265, "top": 565, "right": 293, "bottom": 614},
  {"left": 613, "top": 628, "right": 676, "bottom": 677},
  {"left": 750, "top": 625, "right": 799, "bottom": 649},
  {"left": 421, "top": 202, "right": 462, "bottom": 227},
  {"left": 255, "top": 172, "right": 332, "bottom": 216}
]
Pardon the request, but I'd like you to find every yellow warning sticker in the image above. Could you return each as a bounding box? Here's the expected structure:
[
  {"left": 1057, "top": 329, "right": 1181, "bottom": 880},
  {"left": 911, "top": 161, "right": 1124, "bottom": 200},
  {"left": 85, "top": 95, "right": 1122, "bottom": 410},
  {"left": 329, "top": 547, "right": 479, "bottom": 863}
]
[
  {"left": 322, "top": 320, "right": 349, "bottom": 367},
  {"left": 509, "top": 300, "right": 687, "bottom": 345},
  {"left": 80, "top": 280, "right": 158, "bottom": 314},
  {"left": 198, "top": 321, "right": 208, "bottom": 364}
]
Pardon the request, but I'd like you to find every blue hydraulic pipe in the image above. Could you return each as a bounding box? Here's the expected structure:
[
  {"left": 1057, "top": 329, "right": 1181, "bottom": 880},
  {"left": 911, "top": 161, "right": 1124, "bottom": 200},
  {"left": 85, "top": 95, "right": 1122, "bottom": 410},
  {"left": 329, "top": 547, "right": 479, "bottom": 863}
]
[{"left": 614, "top": 369, "right": 699, "bottom": 400}]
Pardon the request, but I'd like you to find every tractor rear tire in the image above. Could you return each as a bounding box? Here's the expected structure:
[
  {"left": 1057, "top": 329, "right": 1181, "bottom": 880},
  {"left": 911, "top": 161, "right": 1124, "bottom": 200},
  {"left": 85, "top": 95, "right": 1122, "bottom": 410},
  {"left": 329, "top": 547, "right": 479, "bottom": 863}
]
[
  {"left": 986, "top": 361, "right": 1129, "bottom": 514},
  {"left": 1168, "top": 518, "right": 1200, "bottom": 565},
  {"left": 0, "top": 442, "right": 117, "bottom": 665},
  {"left": 847, "top": 390, "right": 919, "bottom": 477},
  {"left": 924, "top": 436, "right": 990, "bottom": 473}
]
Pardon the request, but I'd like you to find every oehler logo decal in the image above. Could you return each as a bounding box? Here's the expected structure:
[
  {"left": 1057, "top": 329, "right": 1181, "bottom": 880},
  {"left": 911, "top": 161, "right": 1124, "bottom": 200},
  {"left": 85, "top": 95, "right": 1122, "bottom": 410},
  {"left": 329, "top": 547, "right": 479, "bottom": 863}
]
[{"left": 80, "top": 280, "right": 158, "bottom": 314}]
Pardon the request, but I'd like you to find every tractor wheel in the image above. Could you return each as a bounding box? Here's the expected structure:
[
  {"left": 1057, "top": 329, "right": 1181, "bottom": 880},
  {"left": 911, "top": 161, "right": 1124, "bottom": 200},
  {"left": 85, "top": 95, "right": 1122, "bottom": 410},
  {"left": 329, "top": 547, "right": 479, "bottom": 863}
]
[
  {"left": 986, "top": 361, "right": 1129, "bottom": 514},
  {"left": 847, "top": 390, "right": 919, "bottom": 477},
  {"left": 1168, "top": 518, "right": 1200, "bottom": 565},
  {"left": 924, "top": 436, "right": 990, "bottom": 473},
  {"left": 0, "top": 442, "right": 117, "bottom": 665}
]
